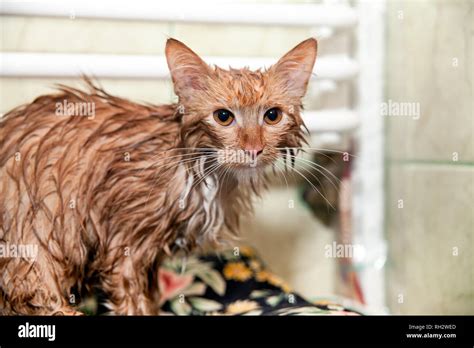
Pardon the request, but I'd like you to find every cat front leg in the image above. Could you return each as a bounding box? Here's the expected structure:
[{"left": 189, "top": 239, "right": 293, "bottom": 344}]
[
  {"left": 100, "top": 252, "right": 162, "bottom": 315},
  {"left": 0, "top": 255, "right": 83, "bottom": 315}
]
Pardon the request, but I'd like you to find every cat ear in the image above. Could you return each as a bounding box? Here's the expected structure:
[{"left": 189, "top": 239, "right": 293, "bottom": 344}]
[
  {"left": 271, "top": 38, "right": 317, "bottom": 98},
  {"left": 165, "top": 38, "right": 211, "bottom": 100}
]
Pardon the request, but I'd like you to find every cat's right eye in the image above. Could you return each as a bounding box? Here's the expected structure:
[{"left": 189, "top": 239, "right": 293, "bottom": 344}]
[{"left": 213, "top": 109, "right": 234, "bottom": 126}]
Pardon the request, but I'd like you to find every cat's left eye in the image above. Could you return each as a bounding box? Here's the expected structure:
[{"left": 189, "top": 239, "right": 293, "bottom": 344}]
[
  {"left": 213, "top": 109, "right": 234, "bottom": 126},
  {"left": 264, "top": 108, "right": 282, "bottom": 125}
]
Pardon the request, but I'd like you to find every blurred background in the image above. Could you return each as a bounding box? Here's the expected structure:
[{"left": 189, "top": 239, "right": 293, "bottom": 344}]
[{"left": 0, "top": 0, "right": 472, "bottom": 314}]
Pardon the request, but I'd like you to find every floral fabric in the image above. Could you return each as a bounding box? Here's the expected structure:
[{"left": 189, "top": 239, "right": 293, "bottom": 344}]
[{"left": 159, "top": 246, "right": 360, "bottom": 316}]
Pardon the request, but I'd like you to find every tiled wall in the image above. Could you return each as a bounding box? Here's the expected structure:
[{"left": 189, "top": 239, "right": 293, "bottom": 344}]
[{"left": 385, "top": 0, "right": 473, "bottom": 314}]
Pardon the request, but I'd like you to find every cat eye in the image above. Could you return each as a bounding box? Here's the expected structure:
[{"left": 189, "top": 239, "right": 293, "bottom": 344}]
[
  {"left": 264, "top": 108, "right": 282, "bottom": 125},
  {"left": 213, "top": 109, "right": 234, "bottom": 126}
]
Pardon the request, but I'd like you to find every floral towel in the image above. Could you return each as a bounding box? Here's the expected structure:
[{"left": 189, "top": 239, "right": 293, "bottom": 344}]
[{"left": 158, "top": 246, "right": 360, "bottom": 316}]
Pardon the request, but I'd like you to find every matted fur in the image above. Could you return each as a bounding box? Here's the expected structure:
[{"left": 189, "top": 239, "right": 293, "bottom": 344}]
[{"left": 0, "top": 38, "right": 317, "bottom": 315}]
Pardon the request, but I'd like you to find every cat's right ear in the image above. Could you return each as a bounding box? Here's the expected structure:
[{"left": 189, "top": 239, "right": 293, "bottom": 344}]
[
  {"left": 165, "top": 38, "right": 211, "bottom": 101},
  {"left": 270, "top": 38, "right": 317, "bottom": 98}
]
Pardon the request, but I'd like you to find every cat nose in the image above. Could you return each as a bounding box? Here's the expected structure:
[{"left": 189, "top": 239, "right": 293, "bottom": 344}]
[{"left": 243, "top": 145, "right": 264, "bottom": 157}]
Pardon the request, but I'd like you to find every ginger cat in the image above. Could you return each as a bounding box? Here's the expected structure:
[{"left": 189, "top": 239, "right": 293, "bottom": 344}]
[{"left": 0, "top": 38, "right": 317, "bottom": 315}]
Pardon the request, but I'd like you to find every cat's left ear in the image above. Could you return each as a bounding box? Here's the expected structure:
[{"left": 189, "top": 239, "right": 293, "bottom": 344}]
[
  {"left": 271, "top": 38, "right": 317, "bottom": 98},
  {"left": 165, "top": 38, "right": 212, "bottom": 101}
]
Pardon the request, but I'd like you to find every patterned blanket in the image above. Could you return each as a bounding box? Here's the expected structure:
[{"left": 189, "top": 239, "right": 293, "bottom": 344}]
[
  {"left": 157, "top": 246, "right": 361, "bottom": 316},
  {"left": 80, "top": 246, "right": 360, "bottom": 315}
]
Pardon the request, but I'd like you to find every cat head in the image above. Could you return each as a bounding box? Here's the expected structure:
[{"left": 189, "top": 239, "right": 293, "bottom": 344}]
[{"left": 165, "top": 38, "right": 317, "bottom": 171}]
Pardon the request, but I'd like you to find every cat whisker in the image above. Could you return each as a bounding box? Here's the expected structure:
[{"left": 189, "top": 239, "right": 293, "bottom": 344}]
[
  {"left": 150, "top": 147, "right": 218, "bottom": 152},
  {"left": 281, "top": 147, "right": 337, "bottom": 165},
  {"left": 275, "top": 158, "right": 335, "bottom": 210},
  {"left": 153, "top": 153, "right": 215, "bottom": 170},
  {"left": 276, "top": 147, "right": 357, "bottom": 158},
  {"left": 218, "top": 163, "right": 233, "bottom": 190},
  {"left": 271, "top": 160, "right": 291, "bottom": 192},
  {"left": 290, "top": 160, "right": 332, "bottom": 201},
  {"left": 276, "top": 149, "right": 292, "bottom": 173},
  {"left": 271, "top": 152, "right": 331, "bottom": 198},
  {"left": 147, "top": 149, "right": 215, "bottom": 162},
  {"left": 274, "top": 150, "right": 342, "bottom": 199},
  {"left": 139, "top": 148, "right": 216, "bottom": 169},
  {"left": 144, "top": 154, "right": 216, "bottom": 207},
  {"left": 187, "top": 160, "right": 225, "bottom": 195},
  {"left": 281, "top": 154, "right": 342, "bottom": 189},
  {"left": 142, "top": 154, "right": 215, "bottom": 192},
  {"left": 137, "top": 150, "right": 216, "bottom": 175},
  {"left": 182, "top": 163, "right": 223, "bottom": 202}
]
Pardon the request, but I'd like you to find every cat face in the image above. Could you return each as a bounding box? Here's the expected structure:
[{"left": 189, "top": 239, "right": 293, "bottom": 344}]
[{"left": 165, "top": 38, "right": 317, "bottom": 170}]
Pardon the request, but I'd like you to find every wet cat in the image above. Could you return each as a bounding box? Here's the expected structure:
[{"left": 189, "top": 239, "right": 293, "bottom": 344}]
[{"left": 0, "top": 38, "right": 317, "bottom": 314}]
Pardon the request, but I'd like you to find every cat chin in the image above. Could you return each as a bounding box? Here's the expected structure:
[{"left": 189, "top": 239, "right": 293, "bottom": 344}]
[{"left": 231, "top": 164, "right": 266, "bottom": 181}]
